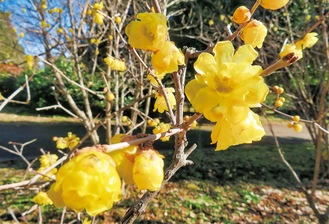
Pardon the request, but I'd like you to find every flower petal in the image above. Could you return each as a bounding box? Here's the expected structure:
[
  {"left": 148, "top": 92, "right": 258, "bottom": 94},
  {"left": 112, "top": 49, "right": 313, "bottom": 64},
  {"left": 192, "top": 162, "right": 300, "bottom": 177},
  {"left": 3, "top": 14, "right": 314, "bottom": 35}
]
[
  {"left": 232, "top": 44, "right": 258, "bottom": 64},
  {"left": 194, "top": 52, "right": 218, "bottom": 75},
  {"left": 213, "top": 41, "right": 234, "bottom": 65}
]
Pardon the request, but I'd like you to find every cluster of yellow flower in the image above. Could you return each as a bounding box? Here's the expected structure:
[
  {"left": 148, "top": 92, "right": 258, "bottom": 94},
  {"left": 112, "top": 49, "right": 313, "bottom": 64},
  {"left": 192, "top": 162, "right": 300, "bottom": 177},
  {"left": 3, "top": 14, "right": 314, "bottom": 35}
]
[
  {"left": 35, "top": 120, "right": 163, "bottom": 215},
  {"left": 125, "top": 12, "right": 184, "bottom": 113},
  {"left": 104, "top": 56, "right": 127, "bottom": 71},
  {"left": 153, "top": 87, "right": 176, "bottom": 113},
  {"left": 53, "top": 132, "right": 80, "bottom": 150},
  {"left": 37, "top": 153, "right": 58, "bottom": 180},
  {"left": 92, "top": 2, "right": 104, "bottom": 25},
  {"left": 41, "top": 0, "right": 47, "bottom": 10},
  {"left": 280, "top": 33, "right": 318, "bottom": 61},
  {"left": 26, "top": 55, "right": 34, "bottom": 70},
  {"left": 108, "top": 134, "right": 164, "bottom": 191},
  {"left": 152, "top": 122, "right": 171, "bottom": 142}
]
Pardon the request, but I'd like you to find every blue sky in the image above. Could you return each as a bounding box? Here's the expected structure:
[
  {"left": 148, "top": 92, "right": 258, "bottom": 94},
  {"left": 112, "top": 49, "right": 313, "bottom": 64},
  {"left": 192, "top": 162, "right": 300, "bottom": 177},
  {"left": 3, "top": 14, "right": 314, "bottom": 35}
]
[{"left": 0, "top": 0, "right": 90, "bottom": 56}]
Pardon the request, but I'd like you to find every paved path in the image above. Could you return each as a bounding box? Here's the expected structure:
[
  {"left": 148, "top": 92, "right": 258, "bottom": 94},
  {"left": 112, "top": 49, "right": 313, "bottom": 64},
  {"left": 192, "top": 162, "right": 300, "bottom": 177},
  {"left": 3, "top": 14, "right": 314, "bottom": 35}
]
[{"left": 0, "top": 114, "right": 312, "bottom": 161}]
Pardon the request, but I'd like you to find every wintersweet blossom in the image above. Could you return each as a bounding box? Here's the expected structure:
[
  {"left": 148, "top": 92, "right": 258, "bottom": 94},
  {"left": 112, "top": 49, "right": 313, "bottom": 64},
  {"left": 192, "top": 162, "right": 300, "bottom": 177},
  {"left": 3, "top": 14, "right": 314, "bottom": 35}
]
[
  {"left": 279, "top": 44, "right": 303, "bottom": 60},
  {"left": 151, "top": 41, "right": 185, "bottom": 75},
  {"left": 240, "top": 20, "right": 267, "bottom": 48},
  {"left": 260, "top": 0, "right": 289, "bottom": 10},
  {"left": 33, "top": 192, "right": 53, "bottom": 206},
  {"left": 153, "top": 122, "right": 171, "bottom": 142},
  {"left": 211, "top": 111, "right": 265, "bottom": 150},
  {"left": 104, "top": 57, "right": 126, "bottom": 71},
  {"left": 39, "top": 153, "right": 58, "bottom": 168},
  {"left": 185, "top": 41, "right": 268, "bottom": 150},
  {"left": 153, "top": 88, "right": 176, "bottom": 113},
  {"left": 47, "top": 148, "right": 121, "bottom": 216},
  {"left": 295, "top": 32, "right": 318, "bottom": 49},
  {"left": 26, "top": 55, "right": 34, "bottom": 70},
  {"left": 279, "top": 33, "right": 318, "bottom": 60},
  {"left": 37, "top": 153, "right": 58, "bottom": 180},
  {"left": 53, "top": 132, "right": 80, "bottom": 150},
  {"left": 125, "top": 12, "right": 168, "bottom": 51},
  {"left": 92, "top": 2, "right": 104, "bottom": 25}
]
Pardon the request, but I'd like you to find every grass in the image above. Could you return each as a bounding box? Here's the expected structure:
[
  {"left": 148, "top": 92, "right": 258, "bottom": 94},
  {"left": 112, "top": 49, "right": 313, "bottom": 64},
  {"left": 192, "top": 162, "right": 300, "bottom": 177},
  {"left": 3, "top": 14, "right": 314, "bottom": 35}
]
[
  {"left": 0, "top": 111, "right": 325, "bottom": 223},
  {"left": 1, "top": 141, "right": 327, "bottom": 223}
]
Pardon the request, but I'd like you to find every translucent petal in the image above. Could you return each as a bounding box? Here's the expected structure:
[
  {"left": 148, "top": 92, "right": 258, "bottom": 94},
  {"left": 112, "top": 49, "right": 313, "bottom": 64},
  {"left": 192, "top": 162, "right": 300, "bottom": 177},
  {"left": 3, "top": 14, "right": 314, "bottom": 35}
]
[
  {"left": 232, "top": 45, "right": 258, "bottom": 64},
  {"left": 194, "top": 52, "right": 218, "bottom": 75},
  {"left": 185, "top": 79, "right": 206, "bottom": 106},
  {"left": 213, "top": 41, "right": 234, "bottom": 65},
  {"left": 192, "top": 86, "right": 219, "bottom": 112}
]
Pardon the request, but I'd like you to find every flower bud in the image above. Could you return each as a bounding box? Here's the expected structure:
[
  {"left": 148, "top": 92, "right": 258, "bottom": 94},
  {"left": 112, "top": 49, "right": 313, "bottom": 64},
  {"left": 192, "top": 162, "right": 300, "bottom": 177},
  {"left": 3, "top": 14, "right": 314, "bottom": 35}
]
[
  {"left": 233, "top": 6, "right": 251, "bottom": 24},
  {"left": 109, "top": 134, "right": 137, "bottom": 184},
  {"left": 240, "top": 20, "right": 267, "bottom": 48},
  {"left": 260, "top": 0, "right": 289, "bottom": 10},
  {"left": 133, "top": 149, "right": 164, "bottom": 191}
]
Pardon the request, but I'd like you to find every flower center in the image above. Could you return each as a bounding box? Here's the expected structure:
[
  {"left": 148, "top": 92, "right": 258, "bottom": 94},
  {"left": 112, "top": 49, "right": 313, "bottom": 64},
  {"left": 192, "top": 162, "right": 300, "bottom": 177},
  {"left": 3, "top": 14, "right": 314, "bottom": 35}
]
[{"left": 214, "top": 76, "right": 233, "bottom": 93}]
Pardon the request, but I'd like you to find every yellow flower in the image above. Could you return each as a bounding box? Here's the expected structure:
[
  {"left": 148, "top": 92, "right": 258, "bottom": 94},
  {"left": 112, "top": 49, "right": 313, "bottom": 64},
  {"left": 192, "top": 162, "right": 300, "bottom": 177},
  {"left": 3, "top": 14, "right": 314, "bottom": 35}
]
[
  {"left": 295, "top": 32, "right": 318, "bottom": 49},
  {"left": 153, "top": 88, "right": 176, "bottom": 113},
  {"left": 92, "top": 2, "right": 104, "bottom": 25},
  {"left": 53, "top": 7, "right": 62, "bottom": 13},
  {"left": 133, "top": 149, "right": 164, "bottom": 191},
  {"left": 93, "top": 2, "right": 103, "bottom": 11},
  {"left": 147, "top": 71, "right": 166, "bottom": 86},
  {"left": 37, "top": 166, "right": 57, "bottom": 180},
  {"left": 240, "top": 20, "right": 267, "bottom": 48},
  {"left": 108, "top": 134, "right": 138, "bottom": 184},
  {"left": 93, "top": 12, "right": 103, "bottom": 25},
  {"left": 151, "top": 41, "right": 185, "bottom": 75},
  {"left": 279, "top": 44, "right": 303, "bottom": 60},
  {"left": 232, "top": 6, "right": 251, "bottom": 24},
  {"left": 53, "top": 132, "right": 80, "bottom": 150},
  {"left": 211, "top": 111, "right": 265, "bottom": 150},
  {"left": 41, "top": 4, "right": 47, "bottom": 10},
  {"left": 37, "top": 153, "right": 58, "bottom": 180},
  {"left": 260, "top": 0, "right": 289, "bottom": 10},
  {"left": 57, "top": 28, "right": 63, "bottom": 34},
  {"left": 39, "top": 153, "right": 58, "bottom": 168},
  {"left": 19, "top": 32, "right": 25, "bottom": 38},
  {"left": 41, "top": 21, "right": 47, "bottom": 28},
  {"left": 147, "top": 118, "right": 160, "bottom": 127},
  {"left": 26, "top": 55, "right": 34, "bottom": 70},
  {"left": 125, "top": 12, "right": 168, "bottom": 51},
  {"left": 47, "top": 148, "right": 121, "bottom": 216},
  {"left": 152, "top": 122, "right": 171, "bottom": 142},
  {"left": 186, "top": 41, "right": 268, "bottom": 122},
  {"left": 185, "top": 41, "right": 268, "bottom": 149},
  {"left": 33, "top": 192, "right": 53, "bottom": 206},
  {"left": 83, "top": 218, "right": 92, "bottom": 224},
  {"left": 208, "top": 19, "right": 214, "bottom": 26},
  {"left": 104, "top": 57, "right": 126, "bottom": 71}
]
